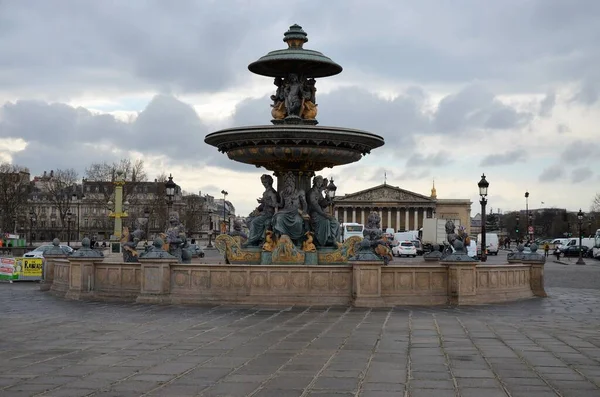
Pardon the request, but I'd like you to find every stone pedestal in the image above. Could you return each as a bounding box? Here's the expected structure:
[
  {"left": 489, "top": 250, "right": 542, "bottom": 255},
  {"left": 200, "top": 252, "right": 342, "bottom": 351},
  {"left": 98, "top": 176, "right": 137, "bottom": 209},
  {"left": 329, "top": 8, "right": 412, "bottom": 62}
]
[
  {"left": 40, "top": 253, "right": 67, "bottom": 291},
  {"left": 445, "top": 261, "right": 478, "bottom": 305},
  {"left": 304, "top": 251, "right": 318, "bottom": 265},
  {"left": 137, "top": 258, "right": 177, "bottom": 304},
  {"left": 261, "top": 251, "right": 272, "bottom": 265},
  {"left": 65, "top": 257, "right": 98, "bottom": 300},
  {"left": 352, "top": 260, "right": 385, "bottom": 307},
  {"left": 527, "top": 261, "right": 547, "bottom": 297}
]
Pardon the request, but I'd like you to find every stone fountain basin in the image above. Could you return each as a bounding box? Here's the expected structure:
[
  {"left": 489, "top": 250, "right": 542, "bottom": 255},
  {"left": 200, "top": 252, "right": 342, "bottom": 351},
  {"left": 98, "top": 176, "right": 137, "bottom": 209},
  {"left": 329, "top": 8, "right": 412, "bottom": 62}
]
[{"left": 204, "top": 125, "right": 385, "bottom": 172}]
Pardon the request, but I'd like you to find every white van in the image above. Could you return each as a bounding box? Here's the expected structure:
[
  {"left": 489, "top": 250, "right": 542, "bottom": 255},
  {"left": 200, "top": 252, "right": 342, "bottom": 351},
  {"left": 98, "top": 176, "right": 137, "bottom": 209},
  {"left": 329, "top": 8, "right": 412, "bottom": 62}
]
[
  {"left": 340, "top": 223, "right": 364, "bottom": 242},
  {"left": 477, "top": 233, "right": 499, "bottom": 255}
]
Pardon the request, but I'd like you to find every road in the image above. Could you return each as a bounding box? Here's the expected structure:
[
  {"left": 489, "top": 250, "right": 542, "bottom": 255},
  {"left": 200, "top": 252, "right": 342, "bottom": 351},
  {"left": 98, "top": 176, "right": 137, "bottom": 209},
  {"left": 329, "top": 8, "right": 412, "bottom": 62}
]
[{"left": 1, "top": 250, "right": 599, "bottom": 396}]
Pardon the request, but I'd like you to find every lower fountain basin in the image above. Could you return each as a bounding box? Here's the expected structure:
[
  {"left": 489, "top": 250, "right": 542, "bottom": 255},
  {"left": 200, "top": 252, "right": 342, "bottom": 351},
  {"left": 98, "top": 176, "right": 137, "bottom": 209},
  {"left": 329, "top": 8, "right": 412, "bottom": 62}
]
[{"left": 204, "top": 125, "right": 384, "bottom": 172}]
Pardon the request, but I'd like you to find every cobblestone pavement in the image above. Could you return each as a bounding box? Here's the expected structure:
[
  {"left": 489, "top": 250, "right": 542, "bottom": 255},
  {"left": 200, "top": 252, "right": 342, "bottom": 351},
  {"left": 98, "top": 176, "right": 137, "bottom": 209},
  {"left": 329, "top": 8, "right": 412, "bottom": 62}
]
[{"left": 1, "top": 262, "right": 599, "bottom": 397}]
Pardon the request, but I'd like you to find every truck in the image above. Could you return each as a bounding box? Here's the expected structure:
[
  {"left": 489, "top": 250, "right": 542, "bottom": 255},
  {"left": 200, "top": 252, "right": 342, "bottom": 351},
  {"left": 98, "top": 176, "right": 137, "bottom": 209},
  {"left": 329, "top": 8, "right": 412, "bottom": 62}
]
[
  {"left": 339, "top": 223, "right": 364, "bottom": 242},
  {"left": 421, "top": 218, "right": 461, "bottom": 251},
  {"left": 558, "top": 237, "right": 595, "bottom": 253}
]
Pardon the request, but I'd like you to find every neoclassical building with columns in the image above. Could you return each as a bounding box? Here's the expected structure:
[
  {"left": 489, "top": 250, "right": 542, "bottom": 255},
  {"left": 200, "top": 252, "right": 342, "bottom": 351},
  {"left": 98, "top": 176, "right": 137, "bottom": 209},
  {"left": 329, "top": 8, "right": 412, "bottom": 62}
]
[{"left": 333, "top": 183, "right": 472, "bottom": 234}]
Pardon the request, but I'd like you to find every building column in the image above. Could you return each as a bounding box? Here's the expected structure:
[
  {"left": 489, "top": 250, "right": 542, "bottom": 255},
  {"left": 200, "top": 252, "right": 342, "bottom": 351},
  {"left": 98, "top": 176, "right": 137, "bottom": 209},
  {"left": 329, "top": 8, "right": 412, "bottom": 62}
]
[
  {"left": 405, "top": 208, "right": 410, "bottom": 231},
  {"left": 395, "top": 209, "right": 400, "bottom": 232},
  {"left": 414, "top": 207, "right": 419, "bottom": 230},
  {"left": 334, "top": 208, "right": 338, "bottom": 220},
  {"left": 379, "top": 208, "right": 383, "bottom": 227},
  {"left": 361, "top": 208, "right": 365, "bottom": 225},
  {"left": 343, "top": 207, "right": 348, "bottom": 223},
  {"left": 352, "top": 208, "right": 356, "bottom": 223},
  {"left": 387, "top": 208, "right": 392, "bottom": 230}
]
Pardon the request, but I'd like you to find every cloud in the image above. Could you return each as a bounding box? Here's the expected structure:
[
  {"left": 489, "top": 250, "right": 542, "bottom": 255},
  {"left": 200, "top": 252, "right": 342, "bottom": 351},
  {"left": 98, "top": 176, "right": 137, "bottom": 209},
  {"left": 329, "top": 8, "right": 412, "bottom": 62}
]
[
  {"left": 538, "top": 165, "right": 565, "bottom": 182},
  {"left": 433, "top": 84, "right": 533, "bottom": 133},
  {"left": 539, "top": 91, "right": 556, "bottom": 117},
  {"left": 556, "top": 123, "right": 570, "bottom": 134},
  {"left": 406, "top": 152, "right": 453, "bottom": 168},
  {"left": 571, "top": 167, "right": 593, "bottom": 183},
  {"left": 480, "top": 149, "right": 527, "bottom": 167},
  {"left": 560, "top": 140, "right": 598, "bottom": 164}
]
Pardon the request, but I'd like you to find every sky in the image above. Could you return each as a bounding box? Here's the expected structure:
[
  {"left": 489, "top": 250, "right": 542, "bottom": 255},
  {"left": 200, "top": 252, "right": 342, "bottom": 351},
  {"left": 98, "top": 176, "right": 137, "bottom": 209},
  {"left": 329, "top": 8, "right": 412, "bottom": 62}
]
[{"left": 1, "top": 0, "right": 599, "bottom": 217}]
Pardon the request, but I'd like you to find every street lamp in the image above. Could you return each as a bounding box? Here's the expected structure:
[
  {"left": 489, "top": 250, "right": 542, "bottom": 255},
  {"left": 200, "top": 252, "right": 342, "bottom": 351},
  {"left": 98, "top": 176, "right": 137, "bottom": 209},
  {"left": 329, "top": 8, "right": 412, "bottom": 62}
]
[
  {"left": 576, "top": 209, "right": 586, "bottom": 265},
  {"left": 29, "top": 210, "right": 36, "bottom": 247},
  {"left": 326, "top": 177, "right": 337, "bottom": 215},
  {"left": 515, "top": 213, "right": 520, "bottom": 243},
  {"left": 207, "top": 209, "right": 214, "bottom": 248},
  {"left": 144, "top": 207, "right": 150, "bottom": 243},
  {"left": 478, "top": 174, "right": 489, "bottom": 262},
  {"left": 221, "top": 190, "right": 228, "bottom": 234},
  {"left": 66, "top": 210, "right": 72, "bottom": 247},
  {"left": 165, "top": 174, "right": 176, "bottom": 214},
  {"left": 528, "top": 212, "right": 533, "bottom": 243},
  {"left": 525, "top": 191, "right": 530, "bottom": 241}
]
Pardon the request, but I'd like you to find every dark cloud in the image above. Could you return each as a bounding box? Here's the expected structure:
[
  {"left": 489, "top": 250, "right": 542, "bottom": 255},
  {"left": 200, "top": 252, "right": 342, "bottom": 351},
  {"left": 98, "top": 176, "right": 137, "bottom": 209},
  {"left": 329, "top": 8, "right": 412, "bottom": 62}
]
[
  {"left": 0, "top": 95, "right": 242, "bottom": 176},
  {"left": 538, "top": 165, "right": 565, "bottom": 182},
  {"left": 406, "top": 152, "right": 453, "bottom": 168},
  {"left": 480, "top": 150, "right": 527, "bottom": 167},
  {"left": 539, "top": 91, "right": 556, "bottom": 117},
  {"left": 433, "top": 85, "right": 533, "bottom": 133},
  {"left": 2, "top": 1, "right": 599, "bottom": 102},
  {"left": 571, "top": 167, "right": 593, "bottom": 183},
  {"left": 560, "top": 141, "right": 598, "bottom": 164}
]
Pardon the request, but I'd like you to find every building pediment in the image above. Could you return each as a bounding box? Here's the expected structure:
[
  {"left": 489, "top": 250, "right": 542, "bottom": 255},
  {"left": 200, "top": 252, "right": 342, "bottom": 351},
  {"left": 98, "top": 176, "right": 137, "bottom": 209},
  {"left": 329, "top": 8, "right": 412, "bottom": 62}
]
[{"left": 337, "top": 184, "right": 435, "bottom": 203}]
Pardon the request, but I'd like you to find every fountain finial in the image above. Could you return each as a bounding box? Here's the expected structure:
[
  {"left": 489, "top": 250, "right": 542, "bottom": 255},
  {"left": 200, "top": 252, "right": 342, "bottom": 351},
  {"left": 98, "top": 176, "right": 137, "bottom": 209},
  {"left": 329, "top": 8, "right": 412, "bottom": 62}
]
[{"left": 283, "top": 24, "right": 308, "bottom": 48}]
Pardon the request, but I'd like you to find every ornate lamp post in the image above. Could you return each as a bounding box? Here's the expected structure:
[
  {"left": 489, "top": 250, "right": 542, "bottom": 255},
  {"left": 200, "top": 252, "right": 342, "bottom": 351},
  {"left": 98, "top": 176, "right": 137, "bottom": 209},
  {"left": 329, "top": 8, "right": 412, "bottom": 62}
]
[
  {"left": 525, "top": 191, "right": 530, "bottom": 242},
  {"left": 478, "top": 174, "right": 489, "bottom": 262},
  {"left": 108, "top": 171, "right": 128, "bottom": 241},
  {"left": 515, "top": 213, "right": 520, "bottom": 243},
  {"left": 528, "top": 212, "right": 533, "bottom": 243},
  {"left": 326, "top": 177, "right": 337, "bottom": 215},
  {"left": 207, "top": 209, "right": 214, "bottom": 248},
  {"left": 66, "top": 210, "right": 72, "bottom": 247},
  {"left": 165, "top": 174, "right": 176, "bottom": 214},
  {"left": 29, "top": 210, "right": 36, "bottom": 247},
  {"left": 576, "top": 209, "right": 586, "bottom": 265},
  {"left": 221, "top": 190, "right": 228, "bottom": 233},
  {"left": 144, "top": 207, "right": 151, "bottom": 243}
]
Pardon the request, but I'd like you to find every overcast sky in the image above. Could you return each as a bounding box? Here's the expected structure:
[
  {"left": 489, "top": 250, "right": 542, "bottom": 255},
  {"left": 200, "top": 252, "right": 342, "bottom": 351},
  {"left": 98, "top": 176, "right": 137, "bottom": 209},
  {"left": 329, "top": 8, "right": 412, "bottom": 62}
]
[{"left": 1, "top": 0, "right": 599, "bottom": 217}]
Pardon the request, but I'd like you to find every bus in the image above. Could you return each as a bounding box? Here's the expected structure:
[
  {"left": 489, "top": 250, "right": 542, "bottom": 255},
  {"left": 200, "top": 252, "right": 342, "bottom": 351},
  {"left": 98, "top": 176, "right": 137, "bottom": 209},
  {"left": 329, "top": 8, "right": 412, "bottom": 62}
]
[{"left": 340, "top": 223, "right": 364, "bottom": 242}]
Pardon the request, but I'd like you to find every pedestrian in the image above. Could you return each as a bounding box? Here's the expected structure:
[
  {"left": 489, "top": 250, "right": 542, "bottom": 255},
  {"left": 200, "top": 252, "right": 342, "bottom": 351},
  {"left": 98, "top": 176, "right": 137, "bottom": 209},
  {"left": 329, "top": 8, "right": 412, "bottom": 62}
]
[
  {"left": 544, "top": 242, "right": 550, "bottom": 257},
  {"left": 554, "top": 247, "right": 561, "bottom": 261}
]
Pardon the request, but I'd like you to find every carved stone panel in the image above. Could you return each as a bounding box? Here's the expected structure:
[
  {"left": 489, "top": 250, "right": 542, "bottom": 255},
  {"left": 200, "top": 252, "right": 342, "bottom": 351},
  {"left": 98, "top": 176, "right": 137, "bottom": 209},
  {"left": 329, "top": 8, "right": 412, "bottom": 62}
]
[{"left": 70, "top": 264, "right": 81, "bottom": 289}]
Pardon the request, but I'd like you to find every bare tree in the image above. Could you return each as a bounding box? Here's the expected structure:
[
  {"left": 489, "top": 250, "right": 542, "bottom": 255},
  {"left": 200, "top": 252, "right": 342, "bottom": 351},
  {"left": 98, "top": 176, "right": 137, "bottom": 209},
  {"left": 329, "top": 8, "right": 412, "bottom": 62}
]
[
  {"left": 0, "top": 163, "right": 31, "bottom": 234},
  {"left": 44, "top": 168, "right": 79, "bottom": 228},
  {"left": 592, "top": 193, "right": 600, "bottom": 213}
]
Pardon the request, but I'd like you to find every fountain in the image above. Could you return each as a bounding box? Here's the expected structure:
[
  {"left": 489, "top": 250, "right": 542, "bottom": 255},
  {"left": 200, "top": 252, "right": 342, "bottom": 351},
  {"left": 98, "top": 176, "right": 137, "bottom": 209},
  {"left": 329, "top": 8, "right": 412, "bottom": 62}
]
[{"left": 206, "top": 24, "right": 385, "bottom": 265}]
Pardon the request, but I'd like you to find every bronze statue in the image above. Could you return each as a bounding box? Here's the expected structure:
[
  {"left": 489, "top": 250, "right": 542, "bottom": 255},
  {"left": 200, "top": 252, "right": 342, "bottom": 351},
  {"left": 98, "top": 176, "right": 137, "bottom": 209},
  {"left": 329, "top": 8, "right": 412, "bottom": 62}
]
[
  {"left": 272, "top": 171, "right": 308, "bottom": 245},
  {"left": 306, "top": 175, "right": 340, "bottom": 247},
  {"left": 245, "top": 174, "right": 278, "bottom": 247},
  {"left": 350, "top": 211, "right": 392, "bottom": 265},
  {"left": 165, "top": 211, "right": 189, "bottom": 263}
]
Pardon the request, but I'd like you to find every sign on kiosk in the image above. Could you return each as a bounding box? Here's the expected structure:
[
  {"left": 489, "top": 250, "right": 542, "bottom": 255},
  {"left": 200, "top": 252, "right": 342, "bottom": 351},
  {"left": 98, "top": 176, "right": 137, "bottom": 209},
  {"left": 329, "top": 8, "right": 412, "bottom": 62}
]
[{"left": 22, "top": 258, "right": 43, "bottom": 277}]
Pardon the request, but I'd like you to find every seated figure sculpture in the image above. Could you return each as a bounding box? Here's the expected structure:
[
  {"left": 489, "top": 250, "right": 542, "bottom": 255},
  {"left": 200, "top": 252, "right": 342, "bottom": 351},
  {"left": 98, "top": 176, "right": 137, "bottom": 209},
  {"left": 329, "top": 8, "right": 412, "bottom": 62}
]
[
  {"left": 350, "top": 211, "right": 392, "bottom": 265},
  {"left": 245, "top": 174, "right": 278, "bottom": 247},
  {"left": 165, "top": 211, "right": 189, "bottom": 263},
  {"left": 306, "top": 175, "right": 340, "bottom": 247},
  {"left": 272, "top": 171, "right": 308, "bottom": 246}
]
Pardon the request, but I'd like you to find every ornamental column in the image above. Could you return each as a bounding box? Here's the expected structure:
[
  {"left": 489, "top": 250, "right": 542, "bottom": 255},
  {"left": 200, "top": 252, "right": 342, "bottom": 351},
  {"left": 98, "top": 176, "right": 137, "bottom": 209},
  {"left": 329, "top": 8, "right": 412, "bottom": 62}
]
[
  {"left": 108, "top": 171, "right": 128, "bottom": 240},
  {"left": 405, "top": 208, "right": 410, "bottom": 231},
  {"left": 387, "top": 208, "right": 392, "bottom": 230},
  {"left": 396, "top": 209, "right": 401, "bottom": 232},
  {"left": 414, "top": 207, "right": 419, "bottom": 230},
  {"left": 352, "top": 208, "right": 357, "bottom": 223}
]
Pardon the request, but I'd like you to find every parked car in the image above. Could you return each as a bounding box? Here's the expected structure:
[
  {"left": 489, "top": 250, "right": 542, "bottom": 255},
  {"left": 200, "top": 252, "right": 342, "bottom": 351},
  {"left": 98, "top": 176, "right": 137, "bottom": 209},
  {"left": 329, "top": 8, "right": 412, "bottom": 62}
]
[
  {"left": 411, "top": 240, "right": 424, "bottom": 255},
  {"left": 392, "top": 241, "right": 417, "bottom": 257},
  {"left": 187, "top": 244, "right": 205, "bottom": 258},
  {"left": 23, "top": 244, "right": 74, "bottom": 258},
  {"left": 561, "top": 245, "right": 589, "bottom": 257}
]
